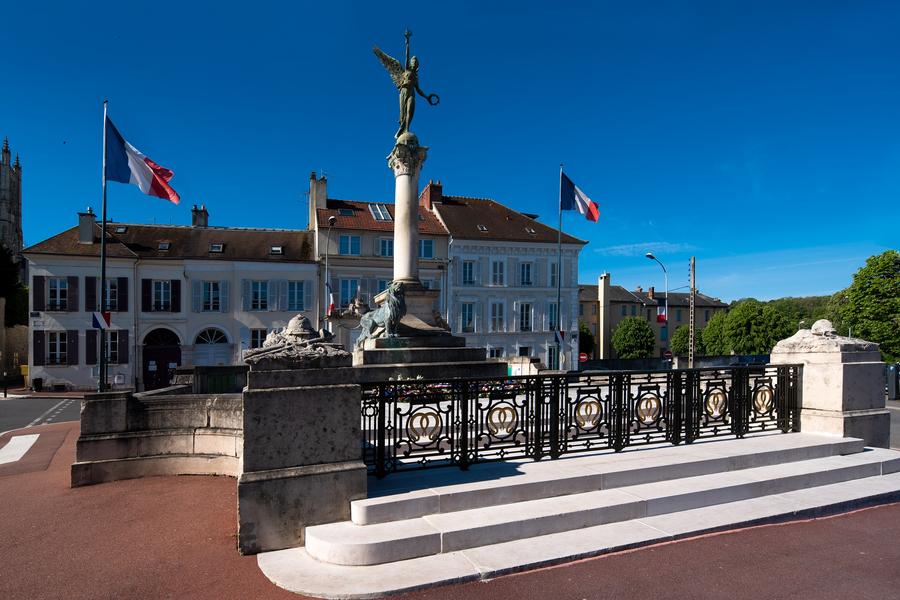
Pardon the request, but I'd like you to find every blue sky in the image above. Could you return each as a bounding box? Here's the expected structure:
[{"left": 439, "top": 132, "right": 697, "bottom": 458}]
[{"left": 2, "top": 1, "right": 897, "bottom": 301}]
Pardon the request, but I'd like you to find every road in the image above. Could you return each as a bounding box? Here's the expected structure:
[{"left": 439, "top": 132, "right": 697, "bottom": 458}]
[{"left": 0, "top": 396, "right": 82, "bottom": 433}]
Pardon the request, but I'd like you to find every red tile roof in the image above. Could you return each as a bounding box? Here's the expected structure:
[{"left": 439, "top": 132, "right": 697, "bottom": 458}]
[
  {"left": 434, "top": 196, "right": 585, "bottom": 245},
  {"left": 316, "top": 200, "right": 448, "bottom": 236}
]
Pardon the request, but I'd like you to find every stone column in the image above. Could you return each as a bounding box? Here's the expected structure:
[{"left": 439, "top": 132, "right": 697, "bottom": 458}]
[
  {"left": 388, "top": 139, "right": 428, "bottom": 284},
  {"left": 770, "top": 320, "right": 890, "bottom": 448}
]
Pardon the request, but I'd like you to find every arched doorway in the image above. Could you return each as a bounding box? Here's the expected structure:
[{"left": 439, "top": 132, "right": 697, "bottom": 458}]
[
  {"left": 143, "top": 328, "right": 181, "bottom": 390},
  {"left": 193, "top": 328, "right": 232, "bottom": 366}
]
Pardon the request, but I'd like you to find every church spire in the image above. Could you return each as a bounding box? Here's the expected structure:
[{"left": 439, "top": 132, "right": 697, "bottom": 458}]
[
  {"left": 1, "top": 137, "right": 9, "bottom": 165},
  {"left": 14, "top": 153, "right": 21, "bottom": 169}
]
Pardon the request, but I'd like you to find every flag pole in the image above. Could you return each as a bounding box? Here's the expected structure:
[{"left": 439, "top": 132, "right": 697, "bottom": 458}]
[
  {"left": 98, "top": 100, "right": 108, "bottom": 392},
  {"left": 556, "top": 163, "right": 563, "bottom": 370}
]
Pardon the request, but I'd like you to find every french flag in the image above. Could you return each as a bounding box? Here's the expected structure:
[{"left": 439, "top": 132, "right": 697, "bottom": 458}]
[
  {"left": 105, "top": 117, "right": 180, "bottom": 204},
  {"left": 560, "top": 171, "right": 599, "bottom": 222}
]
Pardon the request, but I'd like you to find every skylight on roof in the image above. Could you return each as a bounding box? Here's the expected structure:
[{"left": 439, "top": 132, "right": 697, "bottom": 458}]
[
  {"left": 114, "top": 226, "right": 127, "bottom": 234},
  {"left": 158, "top": 242, "right": 171, "bottom": 250},
  {"left": 477, "top": 225, "right": 488, "bottom": 232},
  {"left": 270, "top": 245, "right": 284, "bottom": 255},
  {"left": 525, "top": 227, "right": 536, "bottom": 235},
  {"left": 210, "top": 243, "right": 224, "bottom": 253},
  {"left": 369, "top": 203, "right": 392, "bottom": 221},
  {"left": 339, "top": 208, "right": 354, "bottom": 216}
]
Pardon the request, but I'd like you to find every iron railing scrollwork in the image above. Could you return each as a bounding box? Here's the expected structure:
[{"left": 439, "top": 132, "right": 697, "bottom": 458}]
[{"left": 361, "top": 364, "right": 802, "bottom": 478}]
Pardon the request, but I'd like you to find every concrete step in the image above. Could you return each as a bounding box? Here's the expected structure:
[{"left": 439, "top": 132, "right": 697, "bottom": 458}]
[
  {"left": 259, "top": 469, "right": 900, "bottom": 598},
  {"left": 306, "top": 446, "right": 899, "bottom": 567},
  {"left": 353, "top": 433, "right": 864, "bottom": 525}
]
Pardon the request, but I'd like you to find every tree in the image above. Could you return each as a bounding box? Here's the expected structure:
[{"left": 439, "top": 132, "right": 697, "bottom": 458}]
[
  {"left": 723, "top": 299, "right": 793, "bottom": 355},
  {"left": 767, "top": 296, "right": 831, "bottom": 331},
  {"left": 840, "top": 250, "right": 900, "bottom": 362},
  {"left": 578, "top": 321, "right": 596, "bottom": 357},
  {"left": 612, "top": 316, "right": 656, "bottom": 359},
  {"left": 701, "top": 311, "right": 730, "bottom": 356},
  {"left": 670, "top": 324, "right": 691, "bottom": 356}
]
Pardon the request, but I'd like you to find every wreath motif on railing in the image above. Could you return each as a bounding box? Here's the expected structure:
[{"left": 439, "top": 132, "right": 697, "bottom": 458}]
[
  {"left": 636, "top": 392, "right": 662, "bottom": 425},
  {"left": 704, "top": 388, "right": 728, "bottom": 419},
  {"left": 753, "top": 384, "right": 775, "bottom": 415}
]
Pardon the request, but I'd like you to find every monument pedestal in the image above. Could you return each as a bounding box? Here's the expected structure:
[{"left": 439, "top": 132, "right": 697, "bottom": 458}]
[{"left": 770, "top": 320, "right": 890, "bottom": 448}]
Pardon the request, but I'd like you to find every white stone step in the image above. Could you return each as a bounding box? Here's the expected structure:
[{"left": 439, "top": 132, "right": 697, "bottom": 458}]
[
  {"left": 305, "top": 447, "right": 899, "bottom": 567},
  {"left": 353, "top": 433, "right": 863, "bottom": 525},
  {"left": 259, "top": 469, "right": 900, "bottom": 598}
]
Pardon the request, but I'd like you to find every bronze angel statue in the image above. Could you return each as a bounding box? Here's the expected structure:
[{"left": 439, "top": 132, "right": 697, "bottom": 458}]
[{"left": 374, "top": 30, "right": 440, "bottom": 139}]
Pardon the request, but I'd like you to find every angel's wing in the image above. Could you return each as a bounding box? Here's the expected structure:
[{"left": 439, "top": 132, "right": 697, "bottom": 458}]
[{"left": 373, "top": 46, "right": 404, "bottom": 87}]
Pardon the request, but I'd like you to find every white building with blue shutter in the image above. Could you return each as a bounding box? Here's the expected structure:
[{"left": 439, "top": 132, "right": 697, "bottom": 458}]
[{"left": 24, "top": 206, "right": 317, "bottom": 391}]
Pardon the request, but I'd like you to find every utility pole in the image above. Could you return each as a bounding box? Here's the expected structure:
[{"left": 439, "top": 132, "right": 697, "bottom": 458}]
[{"left": 689, "top": 256, "right": 696, "bottom": 368}]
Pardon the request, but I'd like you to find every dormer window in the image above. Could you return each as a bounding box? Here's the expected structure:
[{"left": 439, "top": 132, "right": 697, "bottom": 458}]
[
  {"left": 369, "top": 203, "right": 392, "bottom": 221},
  {"left": 270, "top": 245, "right": 284, "bottom": 255},
  {"left": 339, "top": 208, "right": 354, "bottom": 216},
  {"left": 114, "top": 226, "right": 127, "bottom": 234},
  {"left": 210, "top": 243, "right": 224, "bottom": 253},
  {"left": 477, "top": 225, "right": 488, "bottom": 232},
  {"left": 158, "top": 242, "right": 171, "bottom": 250},
  {"left": 525, "top": 227, "right": 536, "bottom": 235}
]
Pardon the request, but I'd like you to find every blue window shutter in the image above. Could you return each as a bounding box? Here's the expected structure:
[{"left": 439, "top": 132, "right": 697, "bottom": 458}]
[
  {"left": 192, "top": 281, "right": 202, "bottom": 312},
  {"left": 239, "top": 326, "right": 250, "bottom": 357},
  {"left": 220, "top": 280, "right": 230, "bottom": 312},
  {"left": 303, "top": 280, "right": 311, "bottom": 311},
  {"left": 241, "top": 279, "right": 250, "bottom": 311},
  {"left": 267, "top": 280, "right": 277, "bottom": 311},
  {"left": 279, "top": 280, "right": 289, "bottom": 311}
]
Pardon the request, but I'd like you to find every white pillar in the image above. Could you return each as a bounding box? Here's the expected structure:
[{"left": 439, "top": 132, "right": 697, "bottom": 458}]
[{"left": 388, "top": 142, "right": 427, "bottom": 284}]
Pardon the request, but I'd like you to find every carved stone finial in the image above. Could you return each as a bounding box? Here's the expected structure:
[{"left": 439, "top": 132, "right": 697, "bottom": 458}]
[
  {"left": 387, "top": 140, "right": 428, "bottom": 177},
  {"left": 245, "top": 313, "right": 351, "bottom": 370}
]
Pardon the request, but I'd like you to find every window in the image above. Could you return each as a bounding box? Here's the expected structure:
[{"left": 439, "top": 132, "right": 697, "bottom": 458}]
[
  {"left": 153, "top": 280, "right": 172, "bottom": 311},
  {"left": 114, "top": 226, "right": 127, "bottom": 234},
  {"left": 339, "top": 235, "right": 360, "bottom": 256},
  {"left": 661, "top": 326, "right": 668, "bottom": 342},
  {"left": 369, "top": 203, "right": 392, "bottom": 221},
  {"left": 287, "top": 281, "right": 305, "bottom": 311},
  {"left": 250, "top": 281, "right": 268, "bottom": 310},
  {"left": 270, "top": 245, "right": 283, "bottom": 255},
  {"left": 489, "top": 347, "right": 504, "bottom": 358},
  {"left": 525, "top": 227, "right": 536, "bottom": 235},
  {"left": 550, "top": 262, "right": 558, "bottom": 287},
  {"left": 520, "top": 263, "right": 533, "bottom": 286},
  {"left": 379, "top": 238, "right": 394, "bottom": 257},
  {"left": 158, "top": 242, "right": 171, "bottom": 251},
  {"left": 421, "top": 279, "right": 432, "bottom": 290},
  {"left": 631, "top": 305, "right": 636, "bottom": 316},
  {"left": 705, "top": 309, "right": 710, "bottom": 321},
  {"left": 196, "top": 328, "right": 228, "bottom": 344},
  {"left": 579, "top": 304, "right": 584, "bottom": 317},
  {"left": 250, "top": 329, "right": 267, "bottom": 349},
  {"left": 592, "top": 304, "right": 597, "bottom": 315},
  {"left": 340, "top": 279, "right": 358, "bottom": 307},
  {"left": 209, "top": 243, "right": 224, "bottom": 253},
  {"left": 621, "top": 305, "right": 627, "bottom": 316},
  {"left": 377, "top": 279, "right": 390, "bottom": 294},
  {"left": 676, "top": 309, "right": 682, "bottom": 322},
  {"left": 47, "top": 331, "right": 67, "bottom": 365},
  {"left": 491, "top": 260, "right": 505, "bottom": 286},
  {"left": 202, "top": 281, "right": 221, "bottom": 311},
  {"left": 48, "top": 277, "right": 68, "bottom": 311},
  {"left": 461, "top": 303, "right": 475, "bottom": 333},
  {"left": 647, "top": 309, "right": 651, "bottom": 319},
  {"left": 462, "top": 261, "right": 475, "bottom": 285},
  {"left": 105, "top": 330, "right": 120, "bottom": 364},
  {"left": 548, "top": 302, "right": 559, "bottom": 331},
  {"left": 419, "top": 239, "right": 434, "bottom": 259},
  {"left": 519, "top": 303, "right": 532, "bottom": 332},
  {"left": 95, "top": 278, "right": 119, "bottom": 311},
  {"left": 477, "top": 225, "right": 488, "bottom": 232},
  {"left": 490, "top": 301, "right": 505, "bottom": 332},
  {"left": 518, "top": 346, "right": 531, "bottom": 357},
  {"left": 338, "top": 208, "right": 354, "bottom": 216},
  {"left": 548, "top": 346, "right": 559, "bottom": 370}
]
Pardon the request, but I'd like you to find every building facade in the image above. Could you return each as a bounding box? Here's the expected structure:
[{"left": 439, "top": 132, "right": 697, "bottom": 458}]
[
  {"left": 24, "top": 207, "right": 317, "bottom": 391},
  {"left": 422, "top": 182, "right": 585, "bottom": 370},
  {"left": 0, "top": 138, "right": 23, "bottom": 257},
  {"left": 580, "top": 273, "right": 728, "bottom": 359}
]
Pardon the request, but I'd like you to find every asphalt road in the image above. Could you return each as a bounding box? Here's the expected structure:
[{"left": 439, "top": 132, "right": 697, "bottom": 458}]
[{"left": 0, "top": 397, "right": 82, "bottom": 433}]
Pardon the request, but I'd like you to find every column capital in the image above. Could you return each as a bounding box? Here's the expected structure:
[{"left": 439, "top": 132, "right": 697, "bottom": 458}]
[{"left": 387, "top": 139, "right": 428, "bottom": 177}]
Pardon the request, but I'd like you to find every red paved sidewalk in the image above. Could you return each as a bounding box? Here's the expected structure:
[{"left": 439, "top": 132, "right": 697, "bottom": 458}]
[{"left": 2, "top": 424, "right": 900, "bottom": 600}]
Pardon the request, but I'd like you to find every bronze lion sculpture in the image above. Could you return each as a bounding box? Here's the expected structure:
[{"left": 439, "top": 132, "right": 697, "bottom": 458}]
[{"left": 355, "top": 281, "right": 405, "bottom": 349}]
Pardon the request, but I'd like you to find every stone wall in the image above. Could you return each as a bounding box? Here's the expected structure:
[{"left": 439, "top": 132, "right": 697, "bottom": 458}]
[{"left": 70, "top": 386, "right": 242, "bottom": 487}]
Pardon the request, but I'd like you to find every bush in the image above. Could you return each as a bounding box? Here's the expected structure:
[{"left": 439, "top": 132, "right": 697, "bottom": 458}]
[{"left": 612, "top": 317, "right": 656, "bottom": 359}]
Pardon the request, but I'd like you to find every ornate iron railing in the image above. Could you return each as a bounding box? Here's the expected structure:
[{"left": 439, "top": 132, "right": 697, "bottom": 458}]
[{"left": 360, "top": 364, "right": 801, "bottom": 478}]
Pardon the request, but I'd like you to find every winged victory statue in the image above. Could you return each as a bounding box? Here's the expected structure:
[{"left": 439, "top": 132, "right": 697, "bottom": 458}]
[{"left": 374, "top": 30, "right": 440, "bottom": 140}]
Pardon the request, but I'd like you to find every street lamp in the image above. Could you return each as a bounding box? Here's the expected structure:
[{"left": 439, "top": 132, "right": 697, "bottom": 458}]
[
  {"left": 645, "top": 252, "right": 668, "bottom": 352},
  {"left": 324, "top": 215, "right": 336, "bottom": 332}
]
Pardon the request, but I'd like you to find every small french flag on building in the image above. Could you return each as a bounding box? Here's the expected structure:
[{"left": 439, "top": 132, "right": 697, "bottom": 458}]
[
  {"left": 92, "top": 311, "right": 111, "bottom": 330},
  {"left": 560, "top": 171, "right": 599, "bottom": 222},
  {"left": 105, "top": 117, "right": 180, "bottom": 204}
]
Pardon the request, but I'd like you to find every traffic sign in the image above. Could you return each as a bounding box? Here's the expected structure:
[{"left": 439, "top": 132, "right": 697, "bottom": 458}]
[
  {"left": 578, "top": 352, "right": 588, "bottom": 363},
  {"left": 663, "top": 350, "right": 673, "bottom": 360}
]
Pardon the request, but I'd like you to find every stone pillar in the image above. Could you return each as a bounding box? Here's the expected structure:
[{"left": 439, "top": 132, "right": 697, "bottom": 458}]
[
  {"left": 770, "top": 320, "right": 890, "bottom": 448},
  {"left": 387, "top": 137, "right": 428, "bottom": 284}
]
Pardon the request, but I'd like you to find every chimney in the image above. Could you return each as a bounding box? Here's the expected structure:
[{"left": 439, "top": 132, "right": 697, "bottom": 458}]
[
  {"left": 191, "top": 204, "right": 209, "bottom": 227},
  {"left": 308, "top": 173, "right": 328, "bottom": 231},
  {"left": 635, "top": 286, "right": 643, "bottom": 293},
  {"left": 647, "top": 286, "right": 655, "bottom": 300},
  {"left": 419, "top": 179, "right": 443, "bottom": 211},
  {"left": 78, "top": 207, "right": 96, "bottom": 244}
]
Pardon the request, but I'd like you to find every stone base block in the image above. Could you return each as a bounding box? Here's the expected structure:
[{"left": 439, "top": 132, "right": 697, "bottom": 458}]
[
  {"left": 800, "top": 408, "right": 891, "bottom": 448},
  {"left": 237, "top": 460, "right": 367, "bottom": 555},
  {"left": 71, "top": 454, "right": 240, "bottom": 487},
  {"left": 354, "top": 346, "right": 487, "bottom": 366}
]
